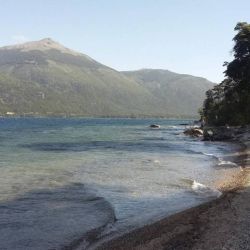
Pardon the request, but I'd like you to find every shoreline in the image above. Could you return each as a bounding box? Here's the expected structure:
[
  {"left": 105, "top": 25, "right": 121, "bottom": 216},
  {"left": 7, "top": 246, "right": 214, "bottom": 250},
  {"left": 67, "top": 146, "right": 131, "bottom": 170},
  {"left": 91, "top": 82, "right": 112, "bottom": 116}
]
[
  {"left": 91, "top": 134, "right": 250, "bottom": 250},
  {"left": 0, "top": 116, "right": 197, "bottom": 120}
]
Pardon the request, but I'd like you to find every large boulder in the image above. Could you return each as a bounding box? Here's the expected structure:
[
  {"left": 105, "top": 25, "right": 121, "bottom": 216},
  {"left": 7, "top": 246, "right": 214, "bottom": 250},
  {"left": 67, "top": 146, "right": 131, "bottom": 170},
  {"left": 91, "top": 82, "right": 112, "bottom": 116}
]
[{"left": 184, "top": 127, "right": 203, "bottom": 137}]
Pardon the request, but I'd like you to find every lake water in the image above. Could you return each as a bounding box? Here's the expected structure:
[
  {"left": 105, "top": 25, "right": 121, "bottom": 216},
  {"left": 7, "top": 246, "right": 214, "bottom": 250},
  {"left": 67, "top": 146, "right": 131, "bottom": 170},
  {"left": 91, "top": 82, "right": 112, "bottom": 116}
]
[{"left": 0, "top": 118, "right": 241, "bottom": 249}]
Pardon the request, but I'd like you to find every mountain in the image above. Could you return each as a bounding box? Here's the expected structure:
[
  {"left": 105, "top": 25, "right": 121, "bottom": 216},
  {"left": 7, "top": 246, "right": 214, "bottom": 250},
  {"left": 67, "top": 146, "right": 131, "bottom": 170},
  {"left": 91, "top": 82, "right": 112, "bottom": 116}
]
[
  {"left": 123, "top": 69, "right": 215, "bottom": 116},
  {"left": 0, "top": 38, "right": 214, "bottom": 117}
]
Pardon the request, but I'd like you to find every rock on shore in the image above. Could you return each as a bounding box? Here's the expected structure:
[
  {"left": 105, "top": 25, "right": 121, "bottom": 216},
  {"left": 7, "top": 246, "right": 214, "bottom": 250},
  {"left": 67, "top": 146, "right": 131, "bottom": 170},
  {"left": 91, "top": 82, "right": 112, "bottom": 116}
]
[
  {"left": 184, "top": 127, "right": 203, "bottom": 137},
  {"left": 203, "top": 126, "right": 250, "bottom": 141}
]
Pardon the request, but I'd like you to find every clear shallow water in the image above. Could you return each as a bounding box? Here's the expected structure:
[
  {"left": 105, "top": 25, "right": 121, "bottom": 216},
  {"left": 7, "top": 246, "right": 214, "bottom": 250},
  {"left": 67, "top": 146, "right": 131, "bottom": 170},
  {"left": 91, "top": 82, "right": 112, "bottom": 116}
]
[{"left": 0, "top": 118, "right": 241, "bottom": 249}]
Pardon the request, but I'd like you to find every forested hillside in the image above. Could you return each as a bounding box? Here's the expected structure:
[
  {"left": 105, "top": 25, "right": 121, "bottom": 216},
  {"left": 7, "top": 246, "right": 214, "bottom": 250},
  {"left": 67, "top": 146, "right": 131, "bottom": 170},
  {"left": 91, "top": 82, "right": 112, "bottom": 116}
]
[{"left": 0, "top": 38, "right": 214, "bottom": 117}]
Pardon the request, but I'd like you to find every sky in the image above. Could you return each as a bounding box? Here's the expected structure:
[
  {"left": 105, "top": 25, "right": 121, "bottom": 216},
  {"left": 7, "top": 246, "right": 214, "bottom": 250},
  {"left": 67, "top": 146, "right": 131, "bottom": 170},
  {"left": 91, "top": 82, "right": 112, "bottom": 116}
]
[{"left": 0, "top": 0, "right": 250, "bottom": 83}]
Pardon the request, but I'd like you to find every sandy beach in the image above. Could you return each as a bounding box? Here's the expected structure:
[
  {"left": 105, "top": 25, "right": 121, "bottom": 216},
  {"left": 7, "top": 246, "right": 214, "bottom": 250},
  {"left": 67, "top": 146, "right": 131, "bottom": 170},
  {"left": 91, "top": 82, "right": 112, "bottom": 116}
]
[{"left": 95, "top": 134, "right": 250, "bottom": 250}]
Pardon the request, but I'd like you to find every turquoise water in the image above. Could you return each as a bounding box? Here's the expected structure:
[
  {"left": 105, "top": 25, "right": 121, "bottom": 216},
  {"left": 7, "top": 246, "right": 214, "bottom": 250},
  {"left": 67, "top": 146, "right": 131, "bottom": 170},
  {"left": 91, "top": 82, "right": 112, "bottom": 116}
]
[{"left": 0, "top": 118, "right": 241, "bottom": 249}]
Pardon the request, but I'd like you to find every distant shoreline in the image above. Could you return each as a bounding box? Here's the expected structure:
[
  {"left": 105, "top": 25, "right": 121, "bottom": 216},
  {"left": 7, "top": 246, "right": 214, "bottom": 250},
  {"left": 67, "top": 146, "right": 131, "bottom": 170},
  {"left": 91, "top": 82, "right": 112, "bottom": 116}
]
[
  {"left": 0, "top": 115, "right": 199, "bottom": 119},
  {"left": 91, "top": 131, "right": 250, "bottom": 250}
]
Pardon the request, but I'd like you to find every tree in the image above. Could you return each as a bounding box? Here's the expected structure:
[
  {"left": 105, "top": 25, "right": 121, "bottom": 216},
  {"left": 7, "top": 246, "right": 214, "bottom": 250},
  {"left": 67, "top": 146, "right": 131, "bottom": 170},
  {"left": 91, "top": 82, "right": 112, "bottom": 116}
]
[
  {"left": 225, "top": 22, "right": 250, "bottom": 85},
  {"left": 202, "top": 22, "right": 250, "bottom": 125}
]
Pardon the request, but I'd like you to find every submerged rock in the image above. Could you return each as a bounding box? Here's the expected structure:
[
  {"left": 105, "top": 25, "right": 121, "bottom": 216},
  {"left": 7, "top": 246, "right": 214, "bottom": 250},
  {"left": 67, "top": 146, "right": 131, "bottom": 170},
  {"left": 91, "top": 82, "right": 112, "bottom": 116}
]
[
  {"left": 0, "top": 184, "right": 116, "bottom": 250},
  {"left": 150, "top": 124, "right": 161, "bottom": 129}
]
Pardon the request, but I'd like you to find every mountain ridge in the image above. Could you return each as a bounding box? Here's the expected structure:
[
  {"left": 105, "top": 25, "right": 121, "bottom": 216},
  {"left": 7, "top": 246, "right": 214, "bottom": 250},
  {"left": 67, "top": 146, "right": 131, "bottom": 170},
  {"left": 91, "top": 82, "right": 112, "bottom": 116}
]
[
  {"left": 0, "top": 39, "right": 215, "bottom": 117},
  {"left": 123, "top": 69, "right": 214, "bottom": 116}
]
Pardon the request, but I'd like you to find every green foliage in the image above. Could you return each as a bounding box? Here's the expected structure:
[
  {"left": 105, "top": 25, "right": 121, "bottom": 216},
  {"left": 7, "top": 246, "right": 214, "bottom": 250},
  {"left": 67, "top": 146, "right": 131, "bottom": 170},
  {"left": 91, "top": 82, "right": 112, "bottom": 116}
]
[{"left": 203, "top": 22, "right": 250, "bottom": 125}]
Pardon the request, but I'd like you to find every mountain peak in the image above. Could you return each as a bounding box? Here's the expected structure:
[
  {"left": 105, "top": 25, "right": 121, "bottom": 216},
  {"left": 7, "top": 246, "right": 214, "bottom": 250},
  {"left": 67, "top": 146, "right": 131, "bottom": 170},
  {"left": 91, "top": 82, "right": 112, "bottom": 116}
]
[
  {"left": 0, "top": 38, "right": 81, "bottom": 56},
  {"left": 40, "top": 37, "right": 54, "bottom": 42},
  {"left": 37, "top": 38, "right": 59, "bottom": 45}
]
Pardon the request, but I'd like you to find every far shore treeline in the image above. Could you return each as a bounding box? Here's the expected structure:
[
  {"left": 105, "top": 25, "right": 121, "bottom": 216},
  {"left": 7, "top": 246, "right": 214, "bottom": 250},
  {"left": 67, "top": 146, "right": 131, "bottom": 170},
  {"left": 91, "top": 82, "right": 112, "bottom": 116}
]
[{"left": 202, "top": 22, "right": 250, "bottom": 125}]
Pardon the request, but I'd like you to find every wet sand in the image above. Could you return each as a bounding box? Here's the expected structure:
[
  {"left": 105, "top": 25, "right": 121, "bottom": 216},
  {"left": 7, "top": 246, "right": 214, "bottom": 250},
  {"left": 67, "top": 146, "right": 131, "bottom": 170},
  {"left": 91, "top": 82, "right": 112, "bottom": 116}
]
[{"left": 95, "top": 137, "right": 250, "bottom": 250}]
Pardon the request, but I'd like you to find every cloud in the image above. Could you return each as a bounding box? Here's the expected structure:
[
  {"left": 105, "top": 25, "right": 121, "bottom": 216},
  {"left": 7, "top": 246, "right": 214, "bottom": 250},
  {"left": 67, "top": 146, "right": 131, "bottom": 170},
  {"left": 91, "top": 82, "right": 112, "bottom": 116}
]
[{"left": 11, "top": 35, "right": 29, "bottom": 44}]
